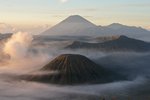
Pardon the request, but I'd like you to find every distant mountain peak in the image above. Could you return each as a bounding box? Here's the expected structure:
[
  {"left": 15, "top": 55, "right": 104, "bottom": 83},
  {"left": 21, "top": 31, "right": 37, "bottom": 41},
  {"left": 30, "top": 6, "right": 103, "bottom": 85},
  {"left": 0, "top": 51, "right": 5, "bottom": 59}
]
[
  {"left": 107, "top": 23, "right": 127, "bottom": 29},
  {"left": 42, "top": 15, "right": 100, "bottom": 35},
  {"left": 115, "top": 35, "right": 140, "bottom": 42},
  {"left": 68, "top": 15, "right": 84, "bottom": 19},
  {"left": 108, "top": 23, "right": 145, "bottom": 30},
  {"left": 118, "top": 35, "right": 129, "bottom": 39},
  {"left": 111, "top": 23, "right": 124, "bottom": 25},
  {"left": 42, "top": 15, "right": 150, "bottom": 39},
  {"left": 61, "top": 15, "right": 96, "bottom": 25}
]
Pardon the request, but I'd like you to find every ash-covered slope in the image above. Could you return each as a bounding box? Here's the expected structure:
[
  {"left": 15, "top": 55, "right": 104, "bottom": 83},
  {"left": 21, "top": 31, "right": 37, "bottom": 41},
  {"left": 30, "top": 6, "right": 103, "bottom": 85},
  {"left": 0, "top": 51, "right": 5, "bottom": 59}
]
[
  {"left": 99, "top": 23, "right": 150, "bottom": 41},
  {"left": 66, "top": 36, "right": 150, "bottom": 52},
  {"left": 21, "top": 54, "right": 125, "bottom": 85},
  {"left": 42, "top": 15, "right": 150, "bottom": 41},
  {"left": 102, "top": 23, "right": 150, "bottom": 37},
  {"left": 42, "top": 15, "right": 102, "bottom": 36}
]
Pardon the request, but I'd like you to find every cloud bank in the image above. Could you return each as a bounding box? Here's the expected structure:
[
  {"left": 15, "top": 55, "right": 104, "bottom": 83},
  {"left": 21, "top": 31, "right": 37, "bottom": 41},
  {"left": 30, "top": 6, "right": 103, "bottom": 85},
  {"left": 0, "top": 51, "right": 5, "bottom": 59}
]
[{"left": 0, "top": 23, "right": 14, "bottom": 33}]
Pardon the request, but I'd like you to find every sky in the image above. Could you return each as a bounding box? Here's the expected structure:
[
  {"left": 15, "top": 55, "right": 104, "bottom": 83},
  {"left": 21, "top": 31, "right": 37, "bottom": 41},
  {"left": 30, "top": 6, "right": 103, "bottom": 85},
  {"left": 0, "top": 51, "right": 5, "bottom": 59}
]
[{"left": 0, "top": 0, "right": 150, "bottom": 34}]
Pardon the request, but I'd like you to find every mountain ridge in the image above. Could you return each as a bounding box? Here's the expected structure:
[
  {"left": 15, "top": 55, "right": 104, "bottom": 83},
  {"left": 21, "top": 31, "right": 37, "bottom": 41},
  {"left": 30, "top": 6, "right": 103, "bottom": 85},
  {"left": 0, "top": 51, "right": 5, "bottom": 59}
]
[
  {"left": 65, "top": 35, "right": 150, "bottom": 52},
  {"left": 42, "top": 15, "right": 150, "bottom": 41}
]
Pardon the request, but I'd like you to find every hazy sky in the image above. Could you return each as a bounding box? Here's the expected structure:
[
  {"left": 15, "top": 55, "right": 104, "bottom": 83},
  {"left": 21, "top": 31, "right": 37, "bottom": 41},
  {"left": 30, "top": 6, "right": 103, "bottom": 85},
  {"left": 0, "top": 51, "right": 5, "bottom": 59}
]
[{"left": 0, "top": 0, "right": 150, "bottom": 34}]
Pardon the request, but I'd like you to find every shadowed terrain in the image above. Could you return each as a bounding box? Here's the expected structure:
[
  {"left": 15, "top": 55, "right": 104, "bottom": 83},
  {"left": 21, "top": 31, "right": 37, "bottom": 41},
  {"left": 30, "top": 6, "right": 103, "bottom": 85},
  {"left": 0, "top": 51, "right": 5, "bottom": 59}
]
[
  {"left": 21, "top": 54, "right": 125, "bottom": 85},
  {"left": 66, "top": 36, "right": 150, "bottom": 52}
]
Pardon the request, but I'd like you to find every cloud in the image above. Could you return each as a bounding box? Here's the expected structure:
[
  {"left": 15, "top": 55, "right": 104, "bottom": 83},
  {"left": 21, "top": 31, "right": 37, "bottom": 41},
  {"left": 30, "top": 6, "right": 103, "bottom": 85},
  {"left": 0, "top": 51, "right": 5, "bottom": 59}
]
[
  {"left": 147, "top": 26, "right": 150, "bottom": 31},
  {"left": 0, "top": 23, "right": 14, "bottom": 33},
  {"left": 3, "top": 32, "right": 33, "bottom": 60},
  {"left": 13, "top": 24, "right": 51, "bottom": 35},
  {"left": 0, "top": 22, "right": 51, "bottom": 34}
]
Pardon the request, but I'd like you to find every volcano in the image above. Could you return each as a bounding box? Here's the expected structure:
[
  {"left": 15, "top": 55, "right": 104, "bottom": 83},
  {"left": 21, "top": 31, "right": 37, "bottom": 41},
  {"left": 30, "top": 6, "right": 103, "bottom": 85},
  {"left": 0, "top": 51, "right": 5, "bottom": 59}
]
[
  {"left": 21, "top": 54, "right": 125, "bottom": 85},
  {"left": 42, "top": 15, "right": 150, "bottom": 41},
  {"left": 42, "top": 15, "right": 102, "bottom": 36}
]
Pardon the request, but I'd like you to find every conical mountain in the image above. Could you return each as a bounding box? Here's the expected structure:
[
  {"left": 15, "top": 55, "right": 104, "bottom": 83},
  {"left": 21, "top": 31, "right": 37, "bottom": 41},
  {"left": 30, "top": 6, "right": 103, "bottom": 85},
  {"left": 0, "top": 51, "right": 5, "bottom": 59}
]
[
  {"left": 42, "top": 15, "right": 102, "bottom": 36},
  {"left": 21, "top": 54, "right": 125, "bottom": 85}
]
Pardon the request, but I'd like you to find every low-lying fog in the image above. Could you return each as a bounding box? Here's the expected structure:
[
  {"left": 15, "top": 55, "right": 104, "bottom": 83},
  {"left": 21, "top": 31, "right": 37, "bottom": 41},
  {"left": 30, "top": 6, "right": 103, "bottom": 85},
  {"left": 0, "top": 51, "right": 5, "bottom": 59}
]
[{"left": 0, "top": 32, "right": 149, "bottom": 100}]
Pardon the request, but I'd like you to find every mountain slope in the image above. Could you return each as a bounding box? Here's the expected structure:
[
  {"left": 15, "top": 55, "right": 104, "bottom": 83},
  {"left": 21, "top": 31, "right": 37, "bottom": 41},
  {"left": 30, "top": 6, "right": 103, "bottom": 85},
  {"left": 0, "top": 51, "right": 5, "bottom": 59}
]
[
  {"left": 66, "top": 35, "right": 150, "bottom": 52},
  {"left": 42, "top": 15, "right": 150, "bottom": 41},
  {"left": 102, "top": 23, "right": 150, "bottom": 39},
  {"left": 20, "top": 54, "right": 125, "bottom": 85},
  {"left": 42, "top": 15, "right": 103, "bottom": 36}
]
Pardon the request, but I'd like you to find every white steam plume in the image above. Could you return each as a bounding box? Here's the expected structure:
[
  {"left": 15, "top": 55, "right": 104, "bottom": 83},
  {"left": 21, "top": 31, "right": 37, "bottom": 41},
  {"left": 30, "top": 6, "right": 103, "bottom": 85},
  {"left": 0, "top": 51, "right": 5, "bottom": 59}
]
[{"left": 3, "top": 32, "right": 33, "bottom": 60}]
